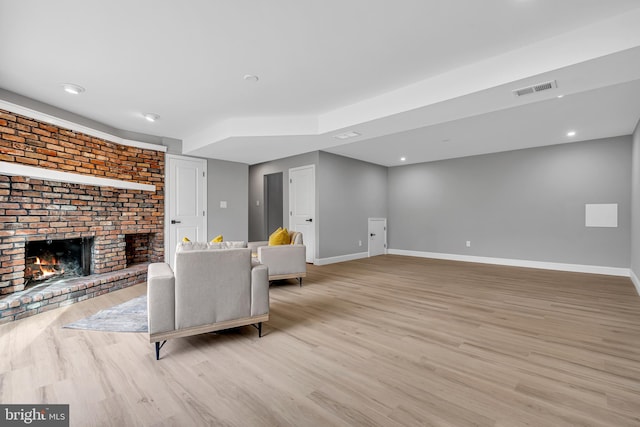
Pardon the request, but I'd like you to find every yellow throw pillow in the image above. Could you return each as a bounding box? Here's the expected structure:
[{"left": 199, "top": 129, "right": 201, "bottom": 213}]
[
  {"left": 268, "top": 227, "right": 282, "bottom": 245},
  {"left": 182, "top": 237, "right": 191, "bottom": 243},
  {"left": 210, "top": 234, "right": 223, "bottom": 243},
  {"left": 268, "top": 227, "right": 290, "bottom": 246}
]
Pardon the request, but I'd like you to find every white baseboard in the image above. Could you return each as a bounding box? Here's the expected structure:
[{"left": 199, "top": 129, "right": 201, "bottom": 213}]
[
  {"left": 315, "top": 252, "right": 369, "bottom": 266},
  {"left": 387, "top": 249, "right": 631, "bottom": 277},
  {"left": 631, "top": 270, "right": 640, "bottom": 296}
]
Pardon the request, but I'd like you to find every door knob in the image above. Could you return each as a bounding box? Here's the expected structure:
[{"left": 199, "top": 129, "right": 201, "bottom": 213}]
[
  {"left": 305, "top": 218, "right": 313, "bottom": 222},
  {"left": 171, "top": 220, "right": 181, "bottom": 224},
  {"left": 370, "top": 233, "right": 376, "bottom": 237}
]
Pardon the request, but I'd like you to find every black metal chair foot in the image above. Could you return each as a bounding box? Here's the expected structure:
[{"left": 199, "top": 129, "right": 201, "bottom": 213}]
[
  {"left": 252, "top": 322, "right": 263, "bottom": 337},
  {"left": 155, "top": 340, "right": 167, "bottom": 360}
]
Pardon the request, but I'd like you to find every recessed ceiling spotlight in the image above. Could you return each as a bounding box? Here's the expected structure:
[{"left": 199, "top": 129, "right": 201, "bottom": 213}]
[
  {"left": 400, "top": 157, "right": 406, "bottom": 162},
  {"left": 62, "top": 83, "right": 85, "bottom": 95},
  {"left": 557, "top": 94, "right": 564, "bottom": 98},
  {"left": 243, "top": 74, "right": 259, "bottom": 82},
  {"left": 143, "top": 113, "right": 160, "bottom": 123},
  {"left": 333, "top": 131, "right": 361, "bottom": 140},
  {"left": 567, "top": 130, "right": 576, "bottom": 137}
]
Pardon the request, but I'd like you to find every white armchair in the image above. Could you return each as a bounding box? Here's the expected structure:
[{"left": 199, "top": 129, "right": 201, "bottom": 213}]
[
  {"left": 248, "top": 231, "right": 307, "bottom": 285},
  {"left": 147, "top": 243, "right": 269, "bottom": 360}
]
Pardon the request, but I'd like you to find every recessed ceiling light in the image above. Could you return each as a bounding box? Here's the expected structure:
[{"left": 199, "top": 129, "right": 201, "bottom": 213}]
[
  {"left": 143, "top": 113, "right": 160, "bottom": 122},
  {"left": 62, "top": 83, "right": 85, "bottom": 95},
  {"left": 400, "top": 157, "right": 406, "bottom": 162},
  {"left": 243, "top": 74, "right": 259, "bottom": 82},
  {"left": 333, "top": 131, "right": 361, "bottom": 140},
  {"left": 567, "top": 130, "right": 576, "bottom": 137},
  {"left": 557, "top": 94, "right": 564, "bottom": 98}
]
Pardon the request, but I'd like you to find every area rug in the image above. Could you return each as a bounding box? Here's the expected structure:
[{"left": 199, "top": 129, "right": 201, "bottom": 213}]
[{"left": 63, "top": 295, "right": 148, "bottom": 333}]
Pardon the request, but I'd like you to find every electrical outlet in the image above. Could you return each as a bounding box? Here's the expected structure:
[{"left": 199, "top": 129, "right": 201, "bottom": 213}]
[
  {"left": 466, "top": 241, "right": 471, "bottom": 247},
  {"left": 358, "top": 240, "right": 362, "bottom": 247}
]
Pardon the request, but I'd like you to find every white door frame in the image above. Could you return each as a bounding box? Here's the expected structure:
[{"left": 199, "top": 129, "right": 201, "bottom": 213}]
[
  {"left": 289, "top": 164, "right": 316, "bottom": 264},
  {"left": 368, "top": 217, "right": 387, "bottom": 257},
  {"left": 165, "top": 154, "right": 208, "bottom": 266}
]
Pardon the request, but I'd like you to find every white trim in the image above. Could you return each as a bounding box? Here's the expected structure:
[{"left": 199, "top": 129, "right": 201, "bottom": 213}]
[
  {"left": 0, "top": 161, "right": 156, "bottom": 192},
  {"left": 631, "top": 270, "right": 640, "bottom": 296},
  {"left": 315, "top": 252, "right": 368, "bottom": 266},
  {"left": 0, "top": 99, "right": 167, "bottom": 152},
  {"left": 120, "top": 138, "right": 167, "bottom": 152},
  {"left": 387, "top": 249, "right": 631, "bottom": 277}
]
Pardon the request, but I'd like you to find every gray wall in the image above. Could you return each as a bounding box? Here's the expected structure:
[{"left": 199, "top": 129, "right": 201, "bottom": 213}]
[
  {"left": 248, "top": 151, "right": 387, "bottom": 260},
  {"left": 632, "top": 122, "right": 640, "bottom": 278},
  {"left": 318, "top": 151, "right": 388, "bottom": 259},
  {"left": 388, "top": 137, "right": 632, "bottom": 268},
  {"left": 248, "top": 151, "right": 319, "bottom": 242},
  {"left": 207, "top": 159, "right": 248, "bottom": 242}
]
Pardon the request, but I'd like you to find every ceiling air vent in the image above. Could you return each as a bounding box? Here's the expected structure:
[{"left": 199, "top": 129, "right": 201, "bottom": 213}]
[{"left": 513, "top": 80, "right": 557, "bottom": 97}]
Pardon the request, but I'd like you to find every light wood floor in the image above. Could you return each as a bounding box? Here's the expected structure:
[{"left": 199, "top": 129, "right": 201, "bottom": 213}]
[{"left": 1, "top": 255, "right": 640, "bottom": 426}]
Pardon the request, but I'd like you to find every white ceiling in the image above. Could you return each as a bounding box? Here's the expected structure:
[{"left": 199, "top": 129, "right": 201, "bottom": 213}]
[{"left": 1, "top": 0, "right": 640, "bottom": 166}]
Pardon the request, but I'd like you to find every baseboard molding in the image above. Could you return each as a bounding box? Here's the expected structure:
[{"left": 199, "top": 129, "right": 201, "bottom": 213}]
[
  {"left": 315, "top": 252, "right": 369, "bottom": 266},
  {"left": 631, "top": 270, "right": 640, "bottom": 296},
  {"left": 313, "top": 248, "right": 634, "bottom": 280},
  {"left": 387, "top": 249, "right": 631, "bottom": 277}
]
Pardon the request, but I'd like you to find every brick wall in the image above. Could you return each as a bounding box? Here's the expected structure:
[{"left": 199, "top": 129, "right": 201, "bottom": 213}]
[{"left": 0, "top": 108, "right": 165, "bottom": 295}]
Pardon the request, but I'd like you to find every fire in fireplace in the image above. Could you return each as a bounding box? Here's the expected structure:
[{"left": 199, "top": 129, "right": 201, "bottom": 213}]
[
  {"left": 24, "top": 237, "right": 93, "bottom": 286},
  {"left": 27, "top": 255, "right": 64, "bottom": 281}
]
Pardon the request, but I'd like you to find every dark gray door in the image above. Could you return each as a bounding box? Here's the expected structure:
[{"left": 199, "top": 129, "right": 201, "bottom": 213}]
[{"left": 264, "top": 172, "right": 283, "bottom": 239}]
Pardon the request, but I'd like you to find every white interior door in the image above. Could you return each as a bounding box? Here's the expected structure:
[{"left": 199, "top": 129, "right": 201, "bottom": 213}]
[
  {"left": 289, "top": 165, "right": 315, "bottom": 263},
  {"left": 368, "top": 218, "right": 387, "bottom": 257},
  {"left": 166, "top": 155, "right": 207, "bottom": 268}
]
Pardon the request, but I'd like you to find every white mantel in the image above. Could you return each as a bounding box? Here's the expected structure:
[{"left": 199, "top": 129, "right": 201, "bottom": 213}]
[{"left": 0, "top": 162, "right": 156, "bottom": 192}]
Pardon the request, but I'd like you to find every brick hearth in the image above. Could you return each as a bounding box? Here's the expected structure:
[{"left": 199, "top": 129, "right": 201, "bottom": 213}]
[
  {"left": 0, "top": 108, "right": 165, "bottom": 322},
  {"left": 0, "top": 264, "right": 147, "bottom": 324}
]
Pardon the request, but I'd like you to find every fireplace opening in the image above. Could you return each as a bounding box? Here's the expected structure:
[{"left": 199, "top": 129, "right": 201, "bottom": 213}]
[
  {"left": 25, "top": 237, "right": 93, "bottom": 286},
  {"left": 125, "top": 233, "right": 154, "bottom": 267}
]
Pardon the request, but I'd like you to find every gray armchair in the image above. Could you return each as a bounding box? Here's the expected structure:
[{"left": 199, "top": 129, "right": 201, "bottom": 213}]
[
  {"left": 248, "top": 231, "right": 307, "bottom": 285},
  {"left": 147, "top": 243, "right": 269, "bottom": 360}
]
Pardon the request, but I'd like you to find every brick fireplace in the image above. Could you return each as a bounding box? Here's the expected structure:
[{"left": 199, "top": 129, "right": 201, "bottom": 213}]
[{"left": 0, "top": 108, "right": 165, "bottom": 322}]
